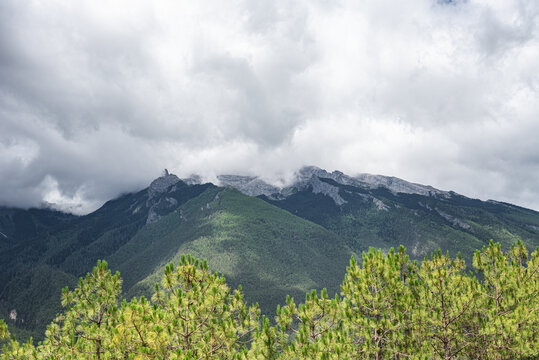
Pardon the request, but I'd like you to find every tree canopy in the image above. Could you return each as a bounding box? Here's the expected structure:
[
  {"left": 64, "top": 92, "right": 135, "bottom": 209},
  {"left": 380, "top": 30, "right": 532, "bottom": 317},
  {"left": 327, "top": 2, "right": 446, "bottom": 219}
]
[{"left": 1, "top": 240, "right": 538, "bottom": 359}]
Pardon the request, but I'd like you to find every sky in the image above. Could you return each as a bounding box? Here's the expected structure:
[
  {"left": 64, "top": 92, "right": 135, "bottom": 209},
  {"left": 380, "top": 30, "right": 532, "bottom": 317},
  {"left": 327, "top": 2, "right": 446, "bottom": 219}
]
[{"left": 1, "top": 0, "right": 539, "bottom": 214}]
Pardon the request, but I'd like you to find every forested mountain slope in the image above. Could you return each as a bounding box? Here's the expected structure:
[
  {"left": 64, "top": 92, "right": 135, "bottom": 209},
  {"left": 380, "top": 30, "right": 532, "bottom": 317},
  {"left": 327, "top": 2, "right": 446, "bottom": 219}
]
[
  {"left": 0, "top": 174, "right": 351, "bottom": 341},
  {"left": 1, "top": 167, "right": 539, "bottom": 342},
  {"left": 224, "top": 167, "right": 539, "bottom": 265}
]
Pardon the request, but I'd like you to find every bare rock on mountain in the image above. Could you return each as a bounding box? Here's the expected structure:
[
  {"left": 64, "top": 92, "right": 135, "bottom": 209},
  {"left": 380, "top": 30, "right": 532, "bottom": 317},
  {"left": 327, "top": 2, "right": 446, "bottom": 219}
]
[
  {"left": 355, "top": 173, "right": 450, "bottom": 198},
  {"left": 146, "top": 172, "right": 181, "bottom": 224},
  {"left": 217, "top": 175, "right": 280, "bottom": 197},
  {"left": 148, "top": 173, "right": 180, "bottom": 200},
  {"left": 180, "top": 166, "right": 452, "bottom": 208}
]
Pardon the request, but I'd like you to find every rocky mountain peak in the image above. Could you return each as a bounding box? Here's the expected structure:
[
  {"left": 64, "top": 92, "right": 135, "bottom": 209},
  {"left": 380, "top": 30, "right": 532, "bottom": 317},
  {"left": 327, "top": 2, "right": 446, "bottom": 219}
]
[
  {"left": 144, "top": 171, "right": 183, "bottom": 224},
  {"left": 148, "top": 172, "right": 180, "bottom": 198},
  {"left": 296, "top": 166, "right": 362, "bottom": 187},
  {"left": 175, "top": 166, "right": 451, "bottom": 206},
  {"left": 355, "top": 173, "right": 449, "bottom": 197},
  {"left": 217, "top": 175, "right": 280, "bottom": 197},
  {"left": 286, "top": 167, "right": 349, "bottom": 205},
  {"left": 296, "top": 165, "right": 326, "bottom": 179}
]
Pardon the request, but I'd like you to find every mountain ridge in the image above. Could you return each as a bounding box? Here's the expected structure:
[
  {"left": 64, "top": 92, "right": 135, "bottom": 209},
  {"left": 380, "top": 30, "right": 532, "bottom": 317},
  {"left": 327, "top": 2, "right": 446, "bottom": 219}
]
[
  {"left": 202, "top": 166, "right": 453, "bottom": 205},
  {"left": 1, "top": 166, "right": 539, "bottom": 342}
]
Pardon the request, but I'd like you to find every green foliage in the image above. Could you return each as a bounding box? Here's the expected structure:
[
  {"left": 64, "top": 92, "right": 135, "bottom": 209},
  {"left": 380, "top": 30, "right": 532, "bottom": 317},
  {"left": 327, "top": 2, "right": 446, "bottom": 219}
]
[
  {"left": 39, "top": 260, "right": 121, "bottom": 359},
  {"left": 470, "top": 240, "right": 539, "bottom": 358},
  {"left": 412, "top": 251, "right": 479, "bottom": 359},
  {"left": 276, "top": 289, "right": 346, "bottom": 359},
  {"left": 1, "top": 255, "right": 260, "bottom": 359},
  {"left": 247, "top": 316, "right": 278, "bottom": 359},
  {"left": 1, "top": 241, "right": 538, "bottom": 359},
  {"left": 340, "top": 246, "right": 417, "bottom": 358},
  {"left": 0, "top": 338, "right": 37, "bottom": 360},
  {"left": 150, "top": 254, "right": 259, "bottom": 358},
  {"left": 0, "top": 321, "right": 8, "bottom": 341}
]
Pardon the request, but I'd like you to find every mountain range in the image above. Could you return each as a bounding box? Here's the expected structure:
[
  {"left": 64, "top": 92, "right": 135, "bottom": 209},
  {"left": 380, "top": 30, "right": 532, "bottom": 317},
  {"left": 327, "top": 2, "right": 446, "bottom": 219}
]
[{"left": 1, "top": 166, "right": 539, "bottom": 341}]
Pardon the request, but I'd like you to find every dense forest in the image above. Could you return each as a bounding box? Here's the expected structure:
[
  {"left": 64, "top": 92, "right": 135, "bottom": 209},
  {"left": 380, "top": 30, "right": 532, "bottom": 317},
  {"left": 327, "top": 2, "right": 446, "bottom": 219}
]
[{"left": 1, "top": 240, "right": 538, "bottom": 359}]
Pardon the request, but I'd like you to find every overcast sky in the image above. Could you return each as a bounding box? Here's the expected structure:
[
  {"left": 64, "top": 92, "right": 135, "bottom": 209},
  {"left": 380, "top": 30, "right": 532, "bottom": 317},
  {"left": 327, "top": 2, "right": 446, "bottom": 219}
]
[{"left": 1, "top": 0, "right": 538, "bottom": 214}]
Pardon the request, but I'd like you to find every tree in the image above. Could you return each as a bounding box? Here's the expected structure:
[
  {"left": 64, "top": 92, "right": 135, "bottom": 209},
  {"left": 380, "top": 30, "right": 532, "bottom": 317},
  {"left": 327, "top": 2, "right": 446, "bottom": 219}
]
[
  {"left": 1, "top": 311, "right": 37, "bottom": 359},
  {"left": 412, "top": 251, "right": 479, "bottom": 359},
  {"left": 151, "top": 254, "right": 259, "bottom": 359},
  {"left": 246, "top": 316, "right": 278, "bottom": 360},
  {"left": 340, "top": 246, "right": 417, "bottom": 359},
  {"left": 110, "top": 296, "right": 168, "bottom": 359},
  {"left": 275, "top": 289, "right": 347, "bottom": 359},
  {"left": 2, "top": 241, "right": 537, "bottom": 359},
  {"left": 472, "top": 240, "right": 539, "bottom": 358},
  {"left": 39, "top": 260, "right": 121, "bottom": 359},
  {"left": 0, "top": 321, "right": 8, "bottom": 341}
]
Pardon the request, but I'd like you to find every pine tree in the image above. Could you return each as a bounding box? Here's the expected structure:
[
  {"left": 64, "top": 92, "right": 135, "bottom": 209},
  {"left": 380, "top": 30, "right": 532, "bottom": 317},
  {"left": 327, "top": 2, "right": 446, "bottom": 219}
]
[
  {"left": 472, "top": 240, "right": 539, "bottom": 358},
  {"left": 412, "top": 251, "right": 479, "bottom": 359},
  {"left": 110, "top": 296, "right": 167, "bottom": 359},
  {"left": 2, "top": 241, "right": 537, "bottom": 360},
  {"left": 151, "top": 254, "right": 259, "bottom": 359},
  {"left": 0, "top": 321, "right": 8, "bottom": 341},
  {"left": 276, "top": 289, "right": 347, "bottom": 359},
  {"left": 246, "top": 316, "right": 278, "bottom": 360},
  {"left": 0, "top": 320, "right": 38, "bottom": 359},
  {"left": 38, "top": 260, "right": 121, "bottom": 359},
  {"left": 340, "top": 246, "right": 417, "bottom": 359}
]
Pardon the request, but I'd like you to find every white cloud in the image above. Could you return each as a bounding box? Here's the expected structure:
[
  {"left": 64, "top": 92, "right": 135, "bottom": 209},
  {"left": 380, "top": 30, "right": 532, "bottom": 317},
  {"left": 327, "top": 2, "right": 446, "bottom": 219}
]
[{"left": 1, "top": 0, "right": 539, "bottom": 212}]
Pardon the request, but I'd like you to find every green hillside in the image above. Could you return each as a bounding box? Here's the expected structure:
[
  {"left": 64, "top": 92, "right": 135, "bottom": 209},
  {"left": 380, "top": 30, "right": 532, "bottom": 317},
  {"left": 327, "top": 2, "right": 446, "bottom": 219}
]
[
  {"left": 0, "top": 184, "right": 353, "bottom": 341},
  {"left": 110, "top": 187, "right": 353, "bottom": 315},
  {"left": 2, "top": 171, "right": 539, "bottom": 343},
  {"left": 262, "top": 178, "right": 539, "bottom": 266}
]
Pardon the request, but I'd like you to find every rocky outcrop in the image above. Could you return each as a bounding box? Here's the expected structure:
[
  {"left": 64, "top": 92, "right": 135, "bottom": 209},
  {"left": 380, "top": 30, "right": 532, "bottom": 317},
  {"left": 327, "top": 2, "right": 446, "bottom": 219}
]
[
  {"left": 146, "top": 172, "right": 181, "bottom": 224},
  {"left": 148, "top": 173, "right": 181, "bottom": 200},
  {"left": 217, "top": 175, "right": 281, "bottom": 197},
  {"left": 295, "top": 175, "right": 347, "bottom": 206},
  {"left": 179, "top": 166, "right": 451, "bottom": 207},
  {"left": 372, "top": 197, "right": 389, "bottom": 211},
  {"left": 355, "top": 173, "right": 450, "bottom": 198},
  {"left": 274, "top": 167, "right": 346, "bottom": 205},
  {"left": 294, "top": 166, "right": 365, "bottom": 188},
  {"left": 435, "top": 208, "right": 471, "bottom": 230}
]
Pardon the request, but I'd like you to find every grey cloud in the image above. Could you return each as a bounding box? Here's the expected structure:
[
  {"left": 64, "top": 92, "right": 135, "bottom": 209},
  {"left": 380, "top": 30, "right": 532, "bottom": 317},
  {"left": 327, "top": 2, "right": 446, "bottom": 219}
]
[
  {"left": 0, "top": 0, "right": 539, "bottom": 213},
  {"left": 475, "top": 2, "right": 539, "bottom": 57},
  {"left": 190, "top": 49, "right": 311, "bottom": 147},
  {"left": 0, "top": 2, "right": 156, "bottom": 139}
]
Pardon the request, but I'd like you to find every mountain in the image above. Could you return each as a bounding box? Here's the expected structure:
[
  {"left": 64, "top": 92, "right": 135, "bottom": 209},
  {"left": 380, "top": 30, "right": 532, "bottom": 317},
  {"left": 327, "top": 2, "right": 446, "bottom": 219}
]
[
  {"left": 0, "top": 171, "right": 352, "bottom": 341},
  {"left": 1, "top": 166, "right": 539, "bottom": 342},
  {"left": 214, "top": 166, "right": 539, "bottom": 265}
]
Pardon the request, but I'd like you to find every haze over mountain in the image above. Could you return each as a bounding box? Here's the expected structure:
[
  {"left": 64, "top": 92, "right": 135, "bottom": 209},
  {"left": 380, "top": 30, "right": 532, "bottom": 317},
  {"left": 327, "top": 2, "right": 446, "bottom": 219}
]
[{"left": 2, "top": 167, "right": 538, "bottom": 342}]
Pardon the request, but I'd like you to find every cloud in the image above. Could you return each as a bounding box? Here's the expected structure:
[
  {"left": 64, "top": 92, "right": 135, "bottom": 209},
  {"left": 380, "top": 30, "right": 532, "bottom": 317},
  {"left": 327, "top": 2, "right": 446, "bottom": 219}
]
[{"left": 0, "top": 0, "right": 539, "bottom": 213}]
